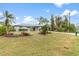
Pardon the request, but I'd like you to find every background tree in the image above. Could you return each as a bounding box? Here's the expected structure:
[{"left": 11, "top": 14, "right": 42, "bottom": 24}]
[
  {"left": 49, "top": 14, "right": 76, "bottom": 32},
  {"left": 63, "top": 15, "right": 69, "bottom": 25},
  {"left": 55, "top": 16, "right": 62, "bottom": 31},
  {"left": 62, "top": 15, "right": 69, "bottom": 32},
  {"left": 39, "top": 16, "right": 49, "bottom": 25}
]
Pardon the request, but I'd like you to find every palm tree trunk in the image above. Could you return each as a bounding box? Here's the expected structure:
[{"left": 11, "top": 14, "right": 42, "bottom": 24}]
[
  {"left": 6, "top": 26, "right": 8, "bottom": 34},
  {"left": 68, "top": 12, "right": 70, "bottom": 32}
]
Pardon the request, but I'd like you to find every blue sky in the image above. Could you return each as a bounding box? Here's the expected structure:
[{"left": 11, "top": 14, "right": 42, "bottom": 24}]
[{"left": 0, "top": 3, "right": 79, "bottom": 25}]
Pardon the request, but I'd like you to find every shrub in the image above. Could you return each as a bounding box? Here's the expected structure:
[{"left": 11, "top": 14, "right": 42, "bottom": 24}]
[
  {"left": 21, "top": 32, "right": 30, "bottom": 36},
  {"left": 40, "top": 24, "right": 48, "bottom": 35},
  {"left": 69, "top": 24, "right": 76, "bottom": 32},
  {"left": 0, "top": 26, "right": 6, "bottom": 36},
  {"left": 57, "top": 27, "right": 65, "bottom": 32},
  {"left": 19, "top": 29, "right": 28, "bottom": 31}
]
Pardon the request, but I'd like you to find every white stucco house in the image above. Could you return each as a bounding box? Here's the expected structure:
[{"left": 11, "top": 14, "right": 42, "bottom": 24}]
[{"left": 13, "top": 24, "right": 43, "bottom": 32}]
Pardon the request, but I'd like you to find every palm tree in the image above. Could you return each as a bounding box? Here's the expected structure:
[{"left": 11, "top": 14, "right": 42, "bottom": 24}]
[
  {"left": 68, "top": 12, "right": 71, "bottom": 32},
  {"left": 50, "top": 15, "right": 55, "bottom": 31},
  {"left": 0, "top": 10, "right": 15, "bottom": 34}
]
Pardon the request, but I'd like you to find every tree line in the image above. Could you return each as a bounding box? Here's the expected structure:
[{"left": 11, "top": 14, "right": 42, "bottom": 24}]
[
  {"left": 39, "top": 15, "right": 76, "bottom": 34},
  {"left": 0, "top": 10, "right": 76, "bottom": 35}
]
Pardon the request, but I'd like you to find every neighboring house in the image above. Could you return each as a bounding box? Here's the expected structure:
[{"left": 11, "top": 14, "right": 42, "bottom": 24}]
[{"left": 76, "top": 23, "right": 79, "bottom": 30}]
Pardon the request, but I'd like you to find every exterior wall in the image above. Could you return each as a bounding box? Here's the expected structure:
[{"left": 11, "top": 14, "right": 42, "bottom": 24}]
[
  {"left": 14, "top": 26, "right": 41, "bottom": 32},
  {"left": 14, "top": 27, "right": 19, "bottom": 32}
]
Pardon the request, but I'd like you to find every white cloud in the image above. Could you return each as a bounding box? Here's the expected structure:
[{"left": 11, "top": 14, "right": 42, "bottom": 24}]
[
  {"left": 61, "top": 9, "right": 79, "bottom": 16},
  {"left": 53, "top": 3, "right": 65, "bottom": 7},
  {"left": 0, "top": 12, "right": 3, "bottom": 16},
  {"left": 61, "top": 9, "right": 70, "bottom": 16},
  {"left": 15, "top": 17, "right": 19, "bottom": 20},
  {"left": 0, "top": 12, "right": 4, "bottom": 22},
  {"left": 24, "top": 16, "right": 26, "bottom": 18},
  {"left": 23, "top": 16, "right": 39, "bottom": 25},
  {"left": 22, "top": 16, "right": 38, "bottom": 24},
  {"left": 43, "top": 9, "right": 50, "bottom": 13},
  {"left": 45, "top": 9, "right": 50, "bottom": 13},
  {"left": 53, "top": 3, "right": 69, "bottom": 7},
  {"left": 70, "top": 10, "right": 79, "bottom": 16},
  {"left": 23, "top": 16, "right": 35, "bottom": 22}
]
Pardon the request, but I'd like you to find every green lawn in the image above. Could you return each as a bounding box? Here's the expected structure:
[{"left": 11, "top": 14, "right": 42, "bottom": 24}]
[{"left": 0, "top": 31, "right": 78, "bottom": 56}]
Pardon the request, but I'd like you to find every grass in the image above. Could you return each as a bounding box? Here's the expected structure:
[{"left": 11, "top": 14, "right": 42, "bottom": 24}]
[
  {"left": 67, "top": 36, "right": 79, "bottom": 56},
  {"left": 0, "top": 31, "right": 77, "bottom": 56}
]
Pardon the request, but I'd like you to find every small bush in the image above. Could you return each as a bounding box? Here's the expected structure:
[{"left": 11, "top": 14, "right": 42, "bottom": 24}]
[
  {"left": 40, "top": 24, "right": 48, "bottom": 35},
  {"left": 21, "top": 32, "right": 30, "bottom": 36},
  {"left": 0, "top": 26, "right": 6, "bottom": 36},
  {"left": 69, "top": 24, "right": 76, "bottom": 32},
  {"left": 19, "top": 29, "right": 28, "bottom": 31},
  {"left": 4, "top": 33, "right": 19, "bottom": 37}
]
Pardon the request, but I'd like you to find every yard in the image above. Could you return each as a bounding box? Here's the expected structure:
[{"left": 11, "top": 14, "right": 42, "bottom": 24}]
[{"left": 0, "top": 31, "right": 78, "bottom": 56}]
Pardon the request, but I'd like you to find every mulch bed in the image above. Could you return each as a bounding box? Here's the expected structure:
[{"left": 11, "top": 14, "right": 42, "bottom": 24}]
[
  {"left": 4, "top": 32, "right": 31, "bottom": 37},
  {"left": 4, "top": 33, "right": 18, "bottom": 37}
]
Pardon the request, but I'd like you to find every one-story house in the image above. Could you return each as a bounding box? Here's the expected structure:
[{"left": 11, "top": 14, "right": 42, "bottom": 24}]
[{"left": 13, "top": 24, "right": 43, "bottom": 32}]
